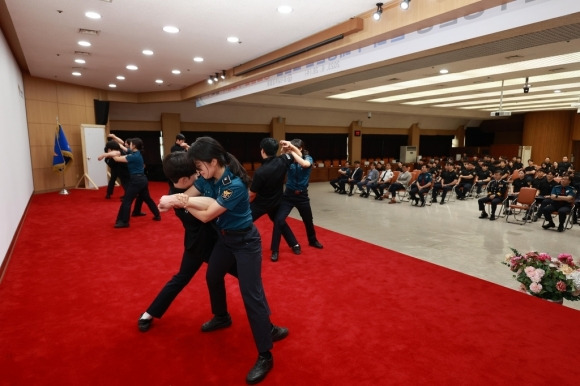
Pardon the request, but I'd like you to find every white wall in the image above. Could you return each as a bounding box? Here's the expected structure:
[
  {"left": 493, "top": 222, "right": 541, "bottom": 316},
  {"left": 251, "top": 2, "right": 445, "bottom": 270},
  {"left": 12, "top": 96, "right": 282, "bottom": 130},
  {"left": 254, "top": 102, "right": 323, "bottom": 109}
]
[{"left": 0, "top": 28, "right": 34, "bottom": 267}]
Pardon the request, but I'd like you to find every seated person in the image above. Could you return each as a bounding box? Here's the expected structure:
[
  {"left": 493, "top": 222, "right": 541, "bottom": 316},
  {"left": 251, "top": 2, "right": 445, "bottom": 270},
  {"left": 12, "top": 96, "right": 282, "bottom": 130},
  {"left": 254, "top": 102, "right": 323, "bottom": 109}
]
[
  {"left": 474, "top": 163, "right": 492, "bottom": 197},
  {"left": 408, "top": 165, "right": 432, "bottom": 206},
  {"left": 456, "top": 162, "right": 476, "bottom": 200},
  {"left": 330, "top": 161, "right": 351, "bottom": 192},
  {"left": 371, "top": 163, "right": 393, "bottom": 200},
  {"left": 357, "top": 162, "right": 378, "bottom": 198},
  {"left": 523, "top": 159, "right": 537, "bottom": 184},
  {"left": 385, "top": 164, "right": 412, "bottom": 204},
  {"left": 541, "top": 174, "right": 576, "bottom": 232},
  {"left": 342, "top": 161, "right": 363, "bottom": 196},
  {"left": 505, "top": 169, "right": 530, "bottom": 213},
  {"left": 531, "top": 170, "right": 558, "bottom": 221},
  {"left": 431, "top": 163, "right": 458, "bottom": 204},
  {"left": 477, "top": 170, "right": 508, "bottom": 221}
]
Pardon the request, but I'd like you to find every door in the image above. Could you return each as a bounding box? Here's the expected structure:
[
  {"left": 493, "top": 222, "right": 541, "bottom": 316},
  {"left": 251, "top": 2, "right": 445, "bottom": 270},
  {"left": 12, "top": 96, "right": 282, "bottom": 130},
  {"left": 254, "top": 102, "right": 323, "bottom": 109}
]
[{"left": 80, "top": 124, "right": 108, "bottom": 188}]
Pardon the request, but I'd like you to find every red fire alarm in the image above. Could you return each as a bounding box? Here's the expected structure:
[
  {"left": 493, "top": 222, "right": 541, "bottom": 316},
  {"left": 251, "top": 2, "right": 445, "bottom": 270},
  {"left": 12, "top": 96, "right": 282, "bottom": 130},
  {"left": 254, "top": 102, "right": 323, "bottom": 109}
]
[{"left": 354, "top": 130, "right": 361, "bottom": 137}]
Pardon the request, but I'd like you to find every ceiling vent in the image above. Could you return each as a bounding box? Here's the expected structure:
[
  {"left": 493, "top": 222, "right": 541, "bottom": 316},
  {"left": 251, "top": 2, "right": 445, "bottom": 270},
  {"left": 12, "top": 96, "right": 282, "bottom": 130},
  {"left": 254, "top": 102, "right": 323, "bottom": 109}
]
[
  {"left": 74, "top": 51, "right": 91, "bottom": 56},
  {"left": 78, "top": 28, "right": 100, "bottom": 35}
]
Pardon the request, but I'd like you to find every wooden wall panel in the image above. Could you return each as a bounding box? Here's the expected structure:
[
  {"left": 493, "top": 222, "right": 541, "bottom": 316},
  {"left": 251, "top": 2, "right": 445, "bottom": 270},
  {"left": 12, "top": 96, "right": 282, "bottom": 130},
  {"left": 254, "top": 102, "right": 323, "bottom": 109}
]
[
  {"left": 109, "top": 120, "right": 161, "bottom": 131},
  {"left": 23, "top": 76, "right": 57, "bottom": 102},
  {"left": 573, "top": 114, "right": 580, "bottom": 141},
  {"left": 523, "top": 111, "right": 573, "bottom": 161},
  {"left": 57, "top": 83, "right": 86, "bottom": 105},
  {"left": 25, "top": 100, "right": 58, "bottom": 125},
  {"left": 28, "top": 123, "right": 55, "bottom": 147}
]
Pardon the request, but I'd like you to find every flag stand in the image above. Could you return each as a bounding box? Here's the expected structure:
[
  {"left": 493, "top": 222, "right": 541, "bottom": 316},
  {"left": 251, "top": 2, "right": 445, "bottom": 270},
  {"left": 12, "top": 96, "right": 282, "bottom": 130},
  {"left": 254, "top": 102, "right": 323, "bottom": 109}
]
[{"left": 59, "top": 169, "right": 69, "bottom": 195}]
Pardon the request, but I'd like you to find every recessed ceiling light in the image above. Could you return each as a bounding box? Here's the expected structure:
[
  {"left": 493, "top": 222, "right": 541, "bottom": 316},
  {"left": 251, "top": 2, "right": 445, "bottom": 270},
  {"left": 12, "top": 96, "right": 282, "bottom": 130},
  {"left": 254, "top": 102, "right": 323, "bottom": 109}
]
[
  {"left": 439, "top": 69, "right": 449, "bottom": 74},
  {"left": 172, "top": 69, "right": 181, "bottom": 75},
  {"left": 126, "top": 64, "right": 138, "bottom": 70},
  {"left": 142, "top": 49, "right": 154, "bottom": 56},
  {"left": 227, "top": 36, "right": 239, "bottom": 43},
  {"left": 163, "top": 26, "right": 179, "bottom": 33},
  {"left": 85, "top": 11, "right": 101, "bottom": 19},
  {"left": 155, "top": 79, "right": 163, "bottom": 84},
  {"left": 78, "top": 41, "right": 91, "bottom": 47},
  {"left": 109, "top": 84, "right": 116, "bottom": 88},
  {"left": 74, "top": 59, "right": 86, "bottom": 64},
  {"left": 554, "top": 89, "right": 561, "bottom": 93},
  {"left": 72, "top": 72, "right": 82, "bottom": 76},
  {"left": 193, "top": 56, "right": 204, "bottom": 62},
  {"left": 277, "top": 5, "right": 293, "bottom": 14},
  {"left": 116, "top": 75, "right": 125, "bottom": 80}
]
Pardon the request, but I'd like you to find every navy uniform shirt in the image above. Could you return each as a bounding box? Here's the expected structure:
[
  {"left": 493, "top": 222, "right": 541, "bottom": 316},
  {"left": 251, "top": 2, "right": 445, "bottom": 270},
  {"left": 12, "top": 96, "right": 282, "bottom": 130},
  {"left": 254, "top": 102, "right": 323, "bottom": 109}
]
[
  {"left": 250, "top": 153, "right": 293, "bottom": 211},
  {"left": 194, "top": 167, "right": 252, "bottom": 230},
  {"left": 487, "top": 179, "right": 508, "bottom": 197},
  {"left": 126, "top": 150, "right": 145, "bottom": 175},
  {"left": 286, "top": 154, "right": 313, "bottom": 191},
  {"left": 417, "top": 172, "right": 432, "bottom": 187},
  {"left": 551, "top": 185, "right": 576, "bottom": 202}
]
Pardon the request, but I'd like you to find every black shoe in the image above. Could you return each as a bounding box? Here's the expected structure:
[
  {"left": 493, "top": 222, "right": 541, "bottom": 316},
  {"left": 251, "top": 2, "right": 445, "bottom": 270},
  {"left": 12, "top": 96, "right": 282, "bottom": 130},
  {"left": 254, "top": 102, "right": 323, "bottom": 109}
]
[
  {"left": 338, "top": 190, "right": 346, "bottom": 195},
  {"left": 347, "top": 193, "right": 353, "bottom": 197},
  {"left": 152, "top": 215, "right": 161, "bottom": 221},
  {"left": 489, "top": 214, "right": 496, "bottom": 221},
  {"left": 420, "top": 199, "right": 426, "bottom": 207},
  {"left": 138, "top": 315, "right": 153, "bottom": 332},
  {"left": 479, "top": 212, "right": 488, "bottom": 219},
  {"left": 439, "top": 201, "right": 445, "bottom": 205},
  {"left": 558, "top": 224, "right": 564, "bottom": 232},
  {"left": 522, "top": 215, "right": 530, "bottom": 221},
  {"left": 271, "top": 252, "right": 279, "bottom": 262},
  {"left": 201, "top": 314, "right": 232, "bottom": 332},
  {"left": 378, "top": 196, "right": 383, "bottom": 201},
  {"left": 105, "top": 194, "right": 111, "bottom": 199},
  {"left": 271, "top": 325, "right": 289, "bottom": 342},
  {"left": 291, "top": 245, "right": 301, "bottom": 255},
  {"left": 246, "top": 354, "right": 273, "bottom": 385},
  {"left": 309, "top": 241, "right": 323, "bottom": 249},
  {"left": 132, "top": 212, "right": 146, "bottom": 217},
  {"left": 431, "top": 198, "right": 437, "bottom": 203},
  {"left": 532, "top": 215, "right": 539, "bottom": 222},
  {"left": 542, "top": 222, "right": 556, "bottom": 229},
  {"left": 114, "top": 221, "right": 129, "bottom": 228},
  {"left": 413, "top": 199, "right": 419, "bottom": 206}
]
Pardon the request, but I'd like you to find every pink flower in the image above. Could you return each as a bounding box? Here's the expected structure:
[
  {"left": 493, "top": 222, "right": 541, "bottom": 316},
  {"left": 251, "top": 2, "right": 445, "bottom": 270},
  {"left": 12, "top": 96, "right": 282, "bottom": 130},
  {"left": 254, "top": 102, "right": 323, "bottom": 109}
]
[
  {"left": 538, "top": 253, "right": 551, "bottom": 262},
  {"left": 531, "top": 268, "right": 545, "bottom": 283},
  {"left": 556, "top": 281, "right": 567, "bottom": 292},
  {"left": 529, "top": 282, "right": 543, "bottom": 293},
  {"left": 524, "top": 266, "right": 536, "bottom": 278},
  {"left": 558, "top": 253, "right": 574, "bottom": 265}
]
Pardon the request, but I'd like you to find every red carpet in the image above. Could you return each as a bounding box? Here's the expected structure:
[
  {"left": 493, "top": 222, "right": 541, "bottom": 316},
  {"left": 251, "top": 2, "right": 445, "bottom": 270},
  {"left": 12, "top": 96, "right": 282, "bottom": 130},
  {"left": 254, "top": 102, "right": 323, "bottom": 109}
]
[{"left": 1, "top": 182, "right": 580, "bottom": 385}]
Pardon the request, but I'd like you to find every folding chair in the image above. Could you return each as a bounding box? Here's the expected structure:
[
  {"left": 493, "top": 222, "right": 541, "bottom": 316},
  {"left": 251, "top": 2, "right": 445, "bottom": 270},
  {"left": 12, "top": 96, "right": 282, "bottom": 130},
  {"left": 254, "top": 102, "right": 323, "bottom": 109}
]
[
  {"left": 505, "top": 187, "right": 537, "bottom": 225},
  {"left": 541, "top": 203, "right": 576, "bottom": 231}
]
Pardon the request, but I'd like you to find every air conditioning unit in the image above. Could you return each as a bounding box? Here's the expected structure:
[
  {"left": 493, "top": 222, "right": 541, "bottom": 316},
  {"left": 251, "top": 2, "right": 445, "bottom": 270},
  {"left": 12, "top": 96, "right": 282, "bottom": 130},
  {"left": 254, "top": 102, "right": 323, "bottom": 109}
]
[
  {"left": 399, "top": 146, "right": 417, "bottom": 163},
  {"left": 490, "top": 111, "right": 512, "bottom": 117}
]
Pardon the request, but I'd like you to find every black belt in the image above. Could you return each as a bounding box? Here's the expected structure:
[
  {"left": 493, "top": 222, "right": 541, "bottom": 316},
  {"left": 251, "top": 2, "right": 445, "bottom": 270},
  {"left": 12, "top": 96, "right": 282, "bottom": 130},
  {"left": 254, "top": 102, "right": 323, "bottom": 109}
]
[{"left": 220, "top": 227, "right": 252, "bottom": 235}]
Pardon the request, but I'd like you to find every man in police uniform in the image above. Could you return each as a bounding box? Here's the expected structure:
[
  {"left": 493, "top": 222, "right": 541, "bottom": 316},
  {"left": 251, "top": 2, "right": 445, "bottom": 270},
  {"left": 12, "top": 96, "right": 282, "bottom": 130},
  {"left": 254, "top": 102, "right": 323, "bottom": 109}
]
[
  {"left": 250, "top": 138, "right": 301, "bottom": 261},
  {"left": 477, "top": 169, "right": 508, "bottom": 220},
  {"left": 541, "top": 174, "right": 576, "bottom": 232},
  {"left": 408, "top": 164, "right": 432, "bottom": 206}
]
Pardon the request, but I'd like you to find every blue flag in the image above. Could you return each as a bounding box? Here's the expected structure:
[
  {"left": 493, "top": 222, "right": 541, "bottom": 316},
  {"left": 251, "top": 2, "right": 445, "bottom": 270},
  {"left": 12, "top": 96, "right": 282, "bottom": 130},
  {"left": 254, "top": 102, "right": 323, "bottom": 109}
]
[{"left": 53, "top": 125, "right": 73, "bottom": 172}]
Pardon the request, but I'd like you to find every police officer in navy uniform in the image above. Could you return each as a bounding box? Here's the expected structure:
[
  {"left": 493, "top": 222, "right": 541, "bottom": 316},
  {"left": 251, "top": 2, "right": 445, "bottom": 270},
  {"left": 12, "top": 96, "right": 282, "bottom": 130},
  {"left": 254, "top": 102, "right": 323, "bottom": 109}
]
[
  {"left": 408, "top": 164, "right": 432, "bottom": 206},
  {"left": 272, "top": 139, "right": 323, "bottom": 252},
  {"left": 158, "top": 137, "right": 288, "bottom": 385},
  {"left": 250, "top": 137, "right": 301, "bottom": 262},
  {"left": 477, "top": 169, "right": 508, "bottom": 220},
  {"left": 138, "top": 152, "right": 237, "bottom": 332},
  {"left": 541, "top": 174, "right": 576, "bottom": 232}
]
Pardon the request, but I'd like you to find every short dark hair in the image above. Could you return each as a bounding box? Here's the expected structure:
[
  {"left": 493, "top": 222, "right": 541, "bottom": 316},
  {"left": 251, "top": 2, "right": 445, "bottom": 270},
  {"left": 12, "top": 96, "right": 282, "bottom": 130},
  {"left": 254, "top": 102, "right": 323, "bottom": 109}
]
[
  {"left": 104, "top": 140, "right": 120, "bottom": 152},
  {"left": 176, "top": 133, "right": 186, "bottom": 141},
  {"left": 163, "top": 152, "right": 196, "bottom": 183},
  {"left": 260, "top": 137, "right": 279, "bottom": 157}
]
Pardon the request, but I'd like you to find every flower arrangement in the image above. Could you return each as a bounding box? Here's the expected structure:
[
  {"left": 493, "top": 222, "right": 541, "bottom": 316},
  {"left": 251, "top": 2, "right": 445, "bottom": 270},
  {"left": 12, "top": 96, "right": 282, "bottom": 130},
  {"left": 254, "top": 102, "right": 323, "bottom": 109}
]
[{"left": 503, "top": 248, "right": 580, "bottom": 302}]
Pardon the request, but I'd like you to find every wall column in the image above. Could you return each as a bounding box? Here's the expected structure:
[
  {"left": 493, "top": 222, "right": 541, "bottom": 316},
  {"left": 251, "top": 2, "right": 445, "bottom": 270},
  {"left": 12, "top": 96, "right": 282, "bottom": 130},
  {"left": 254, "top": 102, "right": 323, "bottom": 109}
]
[
  {"left": 271, "top": 116, "right": 286, "bottom": 142},
  {"left": 161, "top": 113, "right": 181, "bottom": 155},
  {"left": 348, "top": 120, "right": 363, "bottom": 162}
]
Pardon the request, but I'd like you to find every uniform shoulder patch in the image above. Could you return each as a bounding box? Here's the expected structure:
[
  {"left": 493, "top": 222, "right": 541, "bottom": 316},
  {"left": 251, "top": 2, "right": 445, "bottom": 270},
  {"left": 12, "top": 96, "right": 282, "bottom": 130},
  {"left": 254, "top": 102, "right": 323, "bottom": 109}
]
[{"left": 221, "top": 189, "right": 233, "bottom": 200}]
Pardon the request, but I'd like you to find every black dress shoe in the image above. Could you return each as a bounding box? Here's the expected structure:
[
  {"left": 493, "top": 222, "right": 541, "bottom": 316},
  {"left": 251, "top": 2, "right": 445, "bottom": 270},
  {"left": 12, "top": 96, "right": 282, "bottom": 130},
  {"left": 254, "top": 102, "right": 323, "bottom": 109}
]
[
  {"left": 309, "top": 241, "right": 323, "bottom": 249},
  {"left": 152, "top": 216, "right": 161, "bottom": 221},
  {"left": 271, "top": 252, "right": 279, "bottom": 262},
  {"left": 105, "top": 194, "right": 111, "bottom": 199},
  {"left": 542, "top": 222, "right": 556, "bottom": 229},
  {"left": 138, "top": 316, "right": 153, "bottom": 332},
  {"left": 558, "top": 224, "right": 564, "bottom": 232},
  {"left": 132, "top": 212, "right": 146, "bottom": 217},
  {"left": 201, "top": 314, "right": 232, "bottom": 332},
  {"left": 291, "top": 245, "right": 301, "bottom": 255},
  {"left": 246, "top": 354, "right": 273, "bottom": 385},
  {"left": 479, "top": 212, "right": 488, "bottom": 219},
  {"left": 114, "top": 221, "right": 129, "bottom": 228},
  {"left": 489, "top": 214, "right": 496, "bottom": 221},
  {"left": 271, "top": 325, "right": 289, "bottom": 342}
]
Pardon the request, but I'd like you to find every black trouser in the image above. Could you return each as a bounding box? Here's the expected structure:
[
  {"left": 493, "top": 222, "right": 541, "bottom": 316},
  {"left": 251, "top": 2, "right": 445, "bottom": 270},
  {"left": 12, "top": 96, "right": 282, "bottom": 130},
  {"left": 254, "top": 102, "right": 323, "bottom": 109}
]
[
  {"left": 206, "top": 226, "right": 273, "bottom": 353},
  {"left": 409, "top": 186, "right": 430, "bottom": 202},
  {"left": 456, "top": 182, "right": 472, "bottom": 198},
  {"left": 273, "top": 189, "right": 317, "bottom": 249},
  {"left": 372, "top": 182, "right": 390, "bottom": 197},
  {"left": 116, "top": 174, "right": 160, "bottom": 224},
  {"left": 432, "top": 183, "right": 454, "bottom": 201},
  {"left": 330, "top": 177, "right": 347, "bottom": 190},
  {"left": 251, "top": 203, "right": 298, "bottom": 252},
  {"left": 478, "top": 196, "right": 503, "bottom": 215},
  {"left": 146, "top": 239, "right": 237, "bottom": 318},
  {"left": 542, "top": 200, "right": 572, "bottom": 225}
]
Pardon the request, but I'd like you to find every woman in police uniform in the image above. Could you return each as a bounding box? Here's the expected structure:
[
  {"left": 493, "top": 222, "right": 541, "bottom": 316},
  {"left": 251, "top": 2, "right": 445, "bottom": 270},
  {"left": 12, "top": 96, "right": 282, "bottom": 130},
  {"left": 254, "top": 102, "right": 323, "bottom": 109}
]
[{"left": 158, "top": 137, "right": 287, "bottom": 385}]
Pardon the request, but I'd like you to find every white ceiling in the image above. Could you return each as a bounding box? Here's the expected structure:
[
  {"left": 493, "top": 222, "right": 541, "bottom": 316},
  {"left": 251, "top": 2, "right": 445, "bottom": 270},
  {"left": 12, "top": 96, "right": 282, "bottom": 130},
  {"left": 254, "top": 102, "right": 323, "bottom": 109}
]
[{"left": 3, "top": 0, "right": 580, "bottom": 121}]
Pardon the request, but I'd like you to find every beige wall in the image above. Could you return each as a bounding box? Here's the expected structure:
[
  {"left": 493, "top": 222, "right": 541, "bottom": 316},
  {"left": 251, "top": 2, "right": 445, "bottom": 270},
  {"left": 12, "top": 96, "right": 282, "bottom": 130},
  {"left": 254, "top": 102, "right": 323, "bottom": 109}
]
[{"left": 24, "top": 75, "right": 100, "bottom": 192}]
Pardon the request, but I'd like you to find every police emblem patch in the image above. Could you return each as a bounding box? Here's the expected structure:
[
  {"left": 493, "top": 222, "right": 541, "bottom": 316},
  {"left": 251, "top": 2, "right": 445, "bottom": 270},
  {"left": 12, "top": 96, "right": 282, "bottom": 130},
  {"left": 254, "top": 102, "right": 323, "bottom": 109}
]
[{"left": 221, "top": 189, "right": 233, "bottom": 200}]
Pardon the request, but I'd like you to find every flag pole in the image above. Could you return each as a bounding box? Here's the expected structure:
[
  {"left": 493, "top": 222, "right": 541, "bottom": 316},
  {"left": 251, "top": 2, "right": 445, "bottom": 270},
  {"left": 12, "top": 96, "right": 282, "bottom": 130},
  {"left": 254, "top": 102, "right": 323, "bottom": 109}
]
[{"left": 56, "top": 117, "right": 69, "bottom": 195}]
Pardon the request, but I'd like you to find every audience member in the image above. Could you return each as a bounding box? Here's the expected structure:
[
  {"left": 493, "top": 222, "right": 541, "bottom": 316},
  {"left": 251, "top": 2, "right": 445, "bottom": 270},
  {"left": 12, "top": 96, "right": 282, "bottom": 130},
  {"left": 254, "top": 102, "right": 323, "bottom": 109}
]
[
  {"left": 385, "top": 164, "right": 412, "bottom": 204},
  {"left": 330, "top": 161, "right": 351, "bottom": 192},
  {"left": 541, "top": 174, "right": 576, "bottom": 232},
  {"left": 477, "top": 170, "right": 508, "bottom": 221},
  {"left": 408, "top": 165, "right": 432, "bottom": 207}
]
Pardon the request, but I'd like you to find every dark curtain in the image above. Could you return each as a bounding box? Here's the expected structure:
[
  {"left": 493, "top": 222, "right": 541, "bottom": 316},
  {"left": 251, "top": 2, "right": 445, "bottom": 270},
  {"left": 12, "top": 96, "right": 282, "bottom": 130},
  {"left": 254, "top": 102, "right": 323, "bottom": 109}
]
[
  {"left": 361, "top": 134, "right": 408, "bottom": 160},
  {"left": 182, "top": 131, "right": 266, "bottom": 163},
  {"left": 110, "top": 130, "right": 165, "bottom": 181},
  {"left": 465, "top": 127, "right": 495, "bottom": 147},
  {"left": 419, "top": 135, "right": 454, "bottom": 157},
  {"left": 285, "top": 133, "right": 348, "bottom": 161},
  {"left": 94, "top": 100, "right": 110, "bottom": 125}
]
